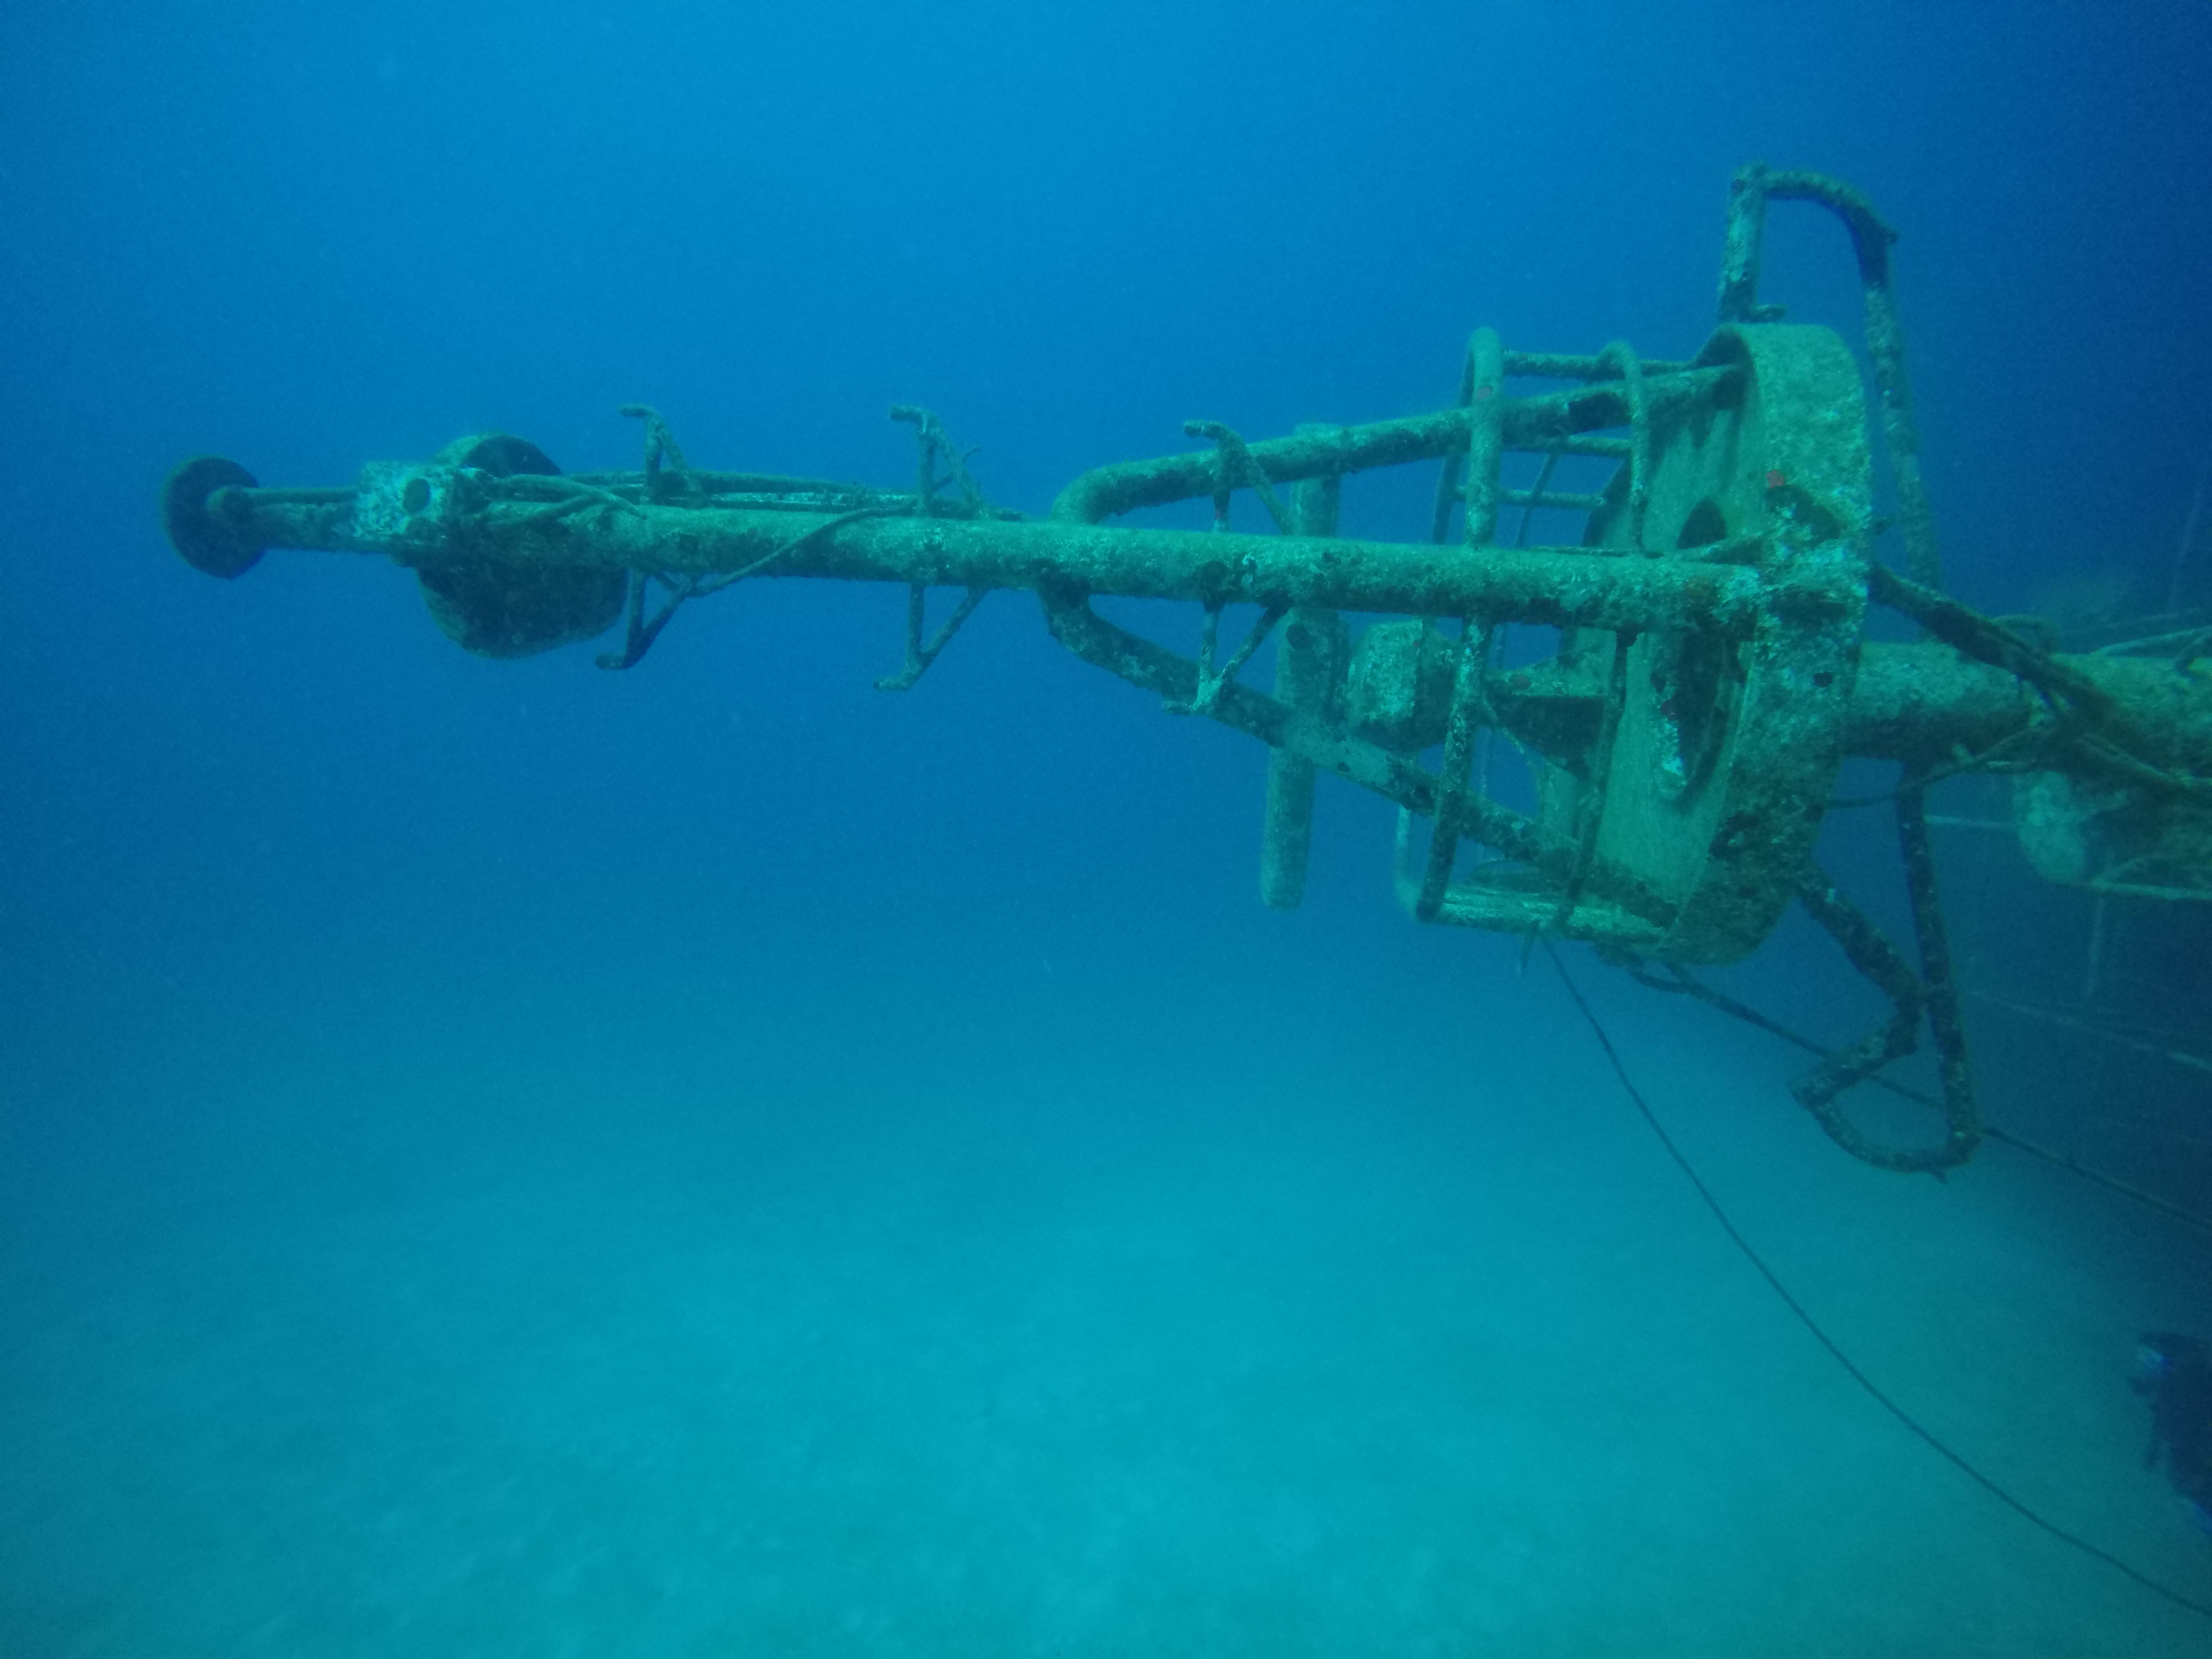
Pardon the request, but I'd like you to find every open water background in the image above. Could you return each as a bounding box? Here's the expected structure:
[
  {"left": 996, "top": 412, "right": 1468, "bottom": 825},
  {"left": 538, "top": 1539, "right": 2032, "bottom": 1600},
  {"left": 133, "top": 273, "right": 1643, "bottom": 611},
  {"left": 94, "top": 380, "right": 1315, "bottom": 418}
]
[{"left": 4, "top": 2, "right": 2211, "bottom": 1652}]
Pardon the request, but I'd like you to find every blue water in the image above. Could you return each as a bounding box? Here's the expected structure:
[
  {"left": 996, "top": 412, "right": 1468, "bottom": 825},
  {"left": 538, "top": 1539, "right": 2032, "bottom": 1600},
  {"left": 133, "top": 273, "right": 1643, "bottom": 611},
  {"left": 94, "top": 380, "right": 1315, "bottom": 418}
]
[{"left": 6, "top": 1, "right": 2212, "bottom": 1652}]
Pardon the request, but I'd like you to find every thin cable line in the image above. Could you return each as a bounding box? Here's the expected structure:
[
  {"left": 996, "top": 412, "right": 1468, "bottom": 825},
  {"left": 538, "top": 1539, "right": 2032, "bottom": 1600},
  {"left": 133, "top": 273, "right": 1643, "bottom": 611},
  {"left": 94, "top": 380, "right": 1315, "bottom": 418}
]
[{"left": 1543, "top": 937, "right": 2212, "bottom": 1621}]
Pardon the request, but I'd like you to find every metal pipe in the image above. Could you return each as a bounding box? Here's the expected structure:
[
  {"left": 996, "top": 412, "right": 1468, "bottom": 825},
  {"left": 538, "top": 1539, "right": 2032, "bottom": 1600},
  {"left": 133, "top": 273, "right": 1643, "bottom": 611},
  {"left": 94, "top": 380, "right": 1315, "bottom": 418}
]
[
  {"left": 204, "top": 482, "right": 1791, "bottom": 637},
  {"left": 1048, "top": 366, "right": 1737, "bottom": 525}
]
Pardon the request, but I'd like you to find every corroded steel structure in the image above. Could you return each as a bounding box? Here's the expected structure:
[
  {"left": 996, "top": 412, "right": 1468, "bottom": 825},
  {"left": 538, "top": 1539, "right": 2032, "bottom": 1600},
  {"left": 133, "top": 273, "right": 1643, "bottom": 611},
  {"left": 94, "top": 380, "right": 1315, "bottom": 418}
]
[{"left": 160, "top": 168, "right": 2212, "bottom": 1173}]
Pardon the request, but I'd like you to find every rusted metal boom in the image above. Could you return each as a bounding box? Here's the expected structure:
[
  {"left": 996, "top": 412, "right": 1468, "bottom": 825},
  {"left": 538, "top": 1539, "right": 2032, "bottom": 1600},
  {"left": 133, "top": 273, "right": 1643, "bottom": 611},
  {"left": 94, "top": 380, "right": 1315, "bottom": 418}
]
[{"left": 158, "top": 169, "right": 2212, "bottom": 1172}]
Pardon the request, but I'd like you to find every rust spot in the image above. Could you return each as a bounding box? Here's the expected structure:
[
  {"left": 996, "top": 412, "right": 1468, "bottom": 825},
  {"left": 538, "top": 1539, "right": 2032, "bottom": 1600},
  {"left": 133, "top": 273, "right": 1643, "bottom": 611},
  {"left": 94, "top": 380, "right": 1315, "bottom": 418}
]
[
  {"left": 1764, "top": 469, "right": 1787, "bottom": 489},
  {"left": 1509, "top": 671, "right": 1532, "bottom": 690},
  {"left": 1474, "top": 384, "right": 1496, "bottom": 403}
]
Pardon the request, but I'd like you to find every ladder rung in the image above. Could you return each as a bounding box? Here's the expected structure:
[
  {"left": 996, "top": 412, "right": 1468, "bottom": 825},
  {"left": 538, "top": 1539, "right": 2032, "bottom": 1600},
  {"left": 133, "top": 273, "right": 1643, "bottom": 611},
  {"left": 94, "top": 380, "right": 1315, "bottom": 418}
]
[
  {"left": 1501, "top": 488, "right": 1605, "bottom": 512},
  {"left": 1503, "top": 350, "right": 1693, "bottom": 381},
  {"left": 1454, "top": 487, "right": 1608, "bottom": 511}
]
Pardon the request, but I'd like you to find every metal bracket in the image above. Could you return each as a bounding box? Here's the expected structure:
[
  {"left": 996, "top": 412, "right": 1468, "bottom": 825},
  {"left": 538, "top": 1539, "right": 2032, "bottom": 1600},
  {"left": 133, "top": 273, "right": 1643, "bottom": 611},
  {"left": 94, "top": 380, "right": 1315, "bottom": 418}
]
[
  {"left": 876, "top": 583, "right": 988, "bottom": 691},
  {"left": 1166, "top": 599, "right": 1287, "bottom": 716}
]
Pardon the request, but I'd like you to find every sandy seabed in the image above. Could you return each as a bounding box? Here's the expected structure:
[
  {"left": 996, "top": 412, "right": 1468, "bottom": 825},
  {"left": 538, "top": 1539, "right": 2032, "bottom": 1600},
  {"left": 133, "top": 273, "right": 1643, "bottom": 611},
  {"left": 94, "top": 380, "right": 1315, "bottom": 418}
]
[{"left": 4, "top": 963, "right": 2209, "bottom": 1658}]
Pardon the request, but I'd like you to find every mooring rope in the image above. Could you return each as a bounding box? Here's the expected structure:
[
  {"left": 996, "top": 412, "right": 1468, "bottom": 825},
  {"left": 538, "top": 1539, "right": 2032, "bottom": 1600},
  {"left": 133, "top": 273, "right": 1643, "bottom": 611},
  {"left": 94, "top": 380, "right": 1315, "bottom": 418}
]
[{"left": 1543, "top": 937, "right": 2212, "bottom": 1621}]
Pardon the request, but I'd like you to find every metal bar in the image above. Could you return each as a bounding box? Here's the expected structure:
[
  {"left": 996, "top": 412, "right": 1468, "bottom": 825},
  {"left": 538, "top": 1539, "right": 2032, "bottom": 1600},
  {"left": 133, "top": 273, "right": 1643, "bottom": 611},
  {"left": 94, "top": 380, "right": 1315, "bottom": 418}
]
[
  {"left": 1430, "top": 327, "right": 1592, "bottom": 926},
  {"left": 566, "top": 469, "right": 911, "bottom": 504},
  {"left": 1511, "top": 453, "right": 1566, "bottom": 546},
  {"left": 874, "top": 583, "right": 987, "bottom": 691},
  {"left": 1461, "top": 328, "right": 1506, "bottom": 547},
  {"left": 1427, "top": 345, "right": 1474, "bottom": 545},
  {"left": 1261, "top": 455, "right": 1347, "bottom": 910},
  {"left": 1595, "top": 341, "right": 1650, "bottom": 547},
  {"left": 1843, "top": 639, "right": 2212, "bottom": 768},
  {"left": 190, "top": 473, "right": 2212, "bottom": 771},
  {"left": 207, "top": 484, "right": 1791, "bottom": 635},
  {"left": 1896, "top": 784, "right": 1981, "bottom": 1152},
  {"left": 1521, "top": 435, "right": 1631, "bottom": 459},
  {"left": 1048, "top": 366, "right": 1738, "bottom": 525},
  {"left": 1718, "top": 163, "right": 1942, "bottom": 588},
  {"left": 1503, "top": 350, "right": 1693, "bottom": 380},
  {"left": 1178, "top": 602, "right": 1287, "bottom": 716},
  {"left": 1792, "top": 863, "right": 1980, "bottom": 1172},
  {"left": 1500, "top": 487, "right": 1604, "bottom": 513},
  {"left": 1416, "top": 621, "right": 1490, "bottom": 921},
  {"left": 1715, "top": 164, "right": 1777, "bottom": 326},
  {"left": 1553, "top": 631, "right": 1631, "bottom": 931}
]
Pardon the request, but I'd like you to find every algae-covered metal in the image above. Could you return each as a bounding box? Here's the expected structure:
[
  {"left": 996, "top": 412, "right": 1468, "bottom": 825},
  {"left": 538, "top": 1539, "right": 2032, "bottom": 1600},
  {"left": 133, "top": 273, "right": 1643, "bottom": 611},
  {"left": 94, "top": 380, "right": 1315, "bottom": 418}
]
[
  {"left": 161, "top": 326, "right": 1876, "bottom": 966},
  {"left": 158, "top": 166, "right": 2212, "bottom": 1172}
]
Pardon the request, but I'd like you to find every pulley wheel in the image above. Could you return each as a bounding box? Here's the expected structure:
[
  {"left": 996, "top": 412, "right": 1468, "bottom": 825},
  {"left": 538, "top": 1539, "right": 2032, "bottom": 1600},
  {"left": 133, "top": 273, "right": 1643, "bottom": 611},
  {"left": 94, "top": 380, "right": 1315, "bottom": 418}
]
[
  {"left": 161, "top": 456, "right": 265, "bottom": 579},
  {"left": 415, "top": 434, "right": 629, "bottom": 659},
  {"left": 1438, "top": 324, "right": 1873, "bottom": 963},
  {"left": 1572, "top": 322, "right": 1872, "bottom": 961}
]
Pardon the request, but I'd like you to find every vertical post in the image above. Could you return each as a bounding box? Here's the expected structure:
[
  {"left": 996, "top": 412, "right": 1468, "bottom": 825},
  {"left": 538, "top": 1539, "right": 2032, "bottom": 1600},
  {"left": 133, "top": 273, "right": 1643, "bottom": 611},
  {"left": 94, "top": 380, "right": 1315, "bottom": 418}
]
[
  {"left": 1405, "top": 328, "right": 1507, "bottom": 921},
  {"left": 1897, "top": 785, "right": 1980, "bottom": 1153},
  {"left": 1715, "top": 163, "right": 1773, "bottom": 326},
  {"left": 1260, "top": 436, "right": 1347, "bottom": 910},
  {"left": 1462, "top": 327, "right": 1506, "bottom": 547},
  {"left": 1717, "top": 167, "right": 1940, "bottom": 590},
  {"left": 1859, "top": 271, "right": 1943, "bottom": 592},
  {"left": 1416, "top": 619, "right": 1491, "bottom": 922}
]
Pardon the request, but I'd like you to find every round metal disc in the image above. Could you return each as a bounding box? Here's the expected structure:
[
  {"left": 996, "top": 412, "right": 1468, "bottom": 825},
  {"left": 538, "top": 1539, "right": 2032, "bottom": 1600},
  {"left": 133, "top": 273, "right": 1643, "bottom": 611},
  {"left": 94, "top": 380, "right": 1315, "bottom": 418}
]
[
  {"left": 161, "top": 456, "right": 265, "bottom": 579},
  {"left": 1569, "top": 324, "right": 1874, "bottom": 962}
]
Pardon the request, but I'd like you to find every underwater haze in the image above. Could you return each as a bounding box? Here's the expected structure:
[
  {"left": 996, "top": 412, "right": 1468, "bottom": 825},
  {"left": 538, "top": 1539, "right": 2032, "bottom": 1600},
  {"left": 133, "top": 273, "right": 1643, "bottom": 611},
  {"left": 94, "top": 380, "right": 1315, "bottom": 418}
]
[{"left": 5, "top": 1, "right": 2212, "bottom": 1653}]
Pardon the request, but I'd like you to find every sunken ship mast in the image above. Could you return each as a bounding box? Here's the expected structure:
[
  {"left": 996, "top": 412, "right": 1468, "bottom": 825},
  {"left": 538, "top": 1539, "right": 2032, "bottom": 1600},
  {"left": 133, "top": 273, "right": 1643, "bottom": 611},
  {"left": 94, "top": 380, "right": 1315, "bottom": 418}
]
[{"left": 162, "top": 166, "right": 2212, "bottom": 1177}]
